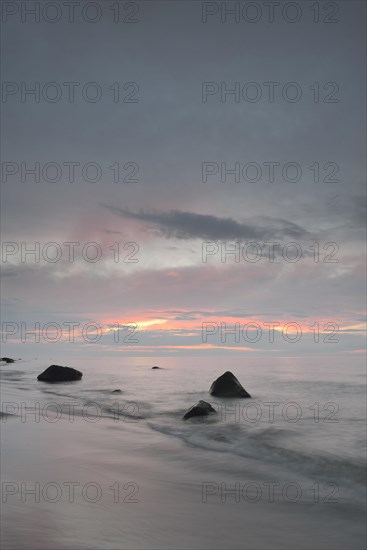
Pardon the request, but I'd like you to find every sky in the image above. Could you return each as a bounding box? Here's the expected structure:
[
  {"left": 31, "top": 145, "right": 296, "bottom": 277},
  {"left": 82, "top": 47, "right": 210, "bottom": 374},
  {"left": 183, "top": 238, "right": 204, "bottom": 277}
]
[{"left": 1, "top": 0, "right": 366, "bottom": 358}]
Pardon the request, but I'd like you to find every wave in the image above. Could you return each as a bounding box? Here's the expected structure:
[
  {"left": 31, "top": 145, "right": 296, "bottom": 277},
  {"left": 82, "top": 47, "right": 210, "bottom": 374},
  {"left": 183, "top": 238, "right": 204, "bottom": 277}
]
[
  {"left": 147, "top": 420, "right": 367, "bottom": 488},
  {"left": 2, "top": 364, "right": 366, "bottom": 492}
]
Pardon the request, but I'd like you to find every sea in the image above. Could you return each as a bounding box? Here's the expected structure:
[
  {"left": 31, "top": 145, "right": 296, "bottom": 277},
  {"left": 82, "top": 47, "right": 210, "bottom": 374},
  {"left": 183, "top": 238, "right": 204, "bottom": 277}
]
[{"left": 1, "top": 355, "right": 366, "bottom": 549}]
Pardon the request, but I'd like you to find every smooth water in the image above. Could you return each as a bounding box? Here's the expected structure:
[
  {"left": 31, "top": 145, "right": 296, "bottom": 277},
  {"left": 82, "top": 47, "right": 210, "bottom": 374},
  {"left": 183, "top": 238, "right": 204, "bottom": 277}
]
[{"left": 1, "top": 356, "right": 366, "bottom": 549}]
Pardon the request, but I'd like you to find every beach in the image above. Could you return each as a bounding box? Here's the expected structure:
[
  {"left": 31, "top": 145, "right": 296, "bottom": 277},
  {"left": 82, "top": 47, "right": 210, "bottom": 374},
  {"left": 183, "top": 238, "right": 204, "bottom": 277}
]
[{"left": 1, "top": 356, "right": 366, "bottom": 549}]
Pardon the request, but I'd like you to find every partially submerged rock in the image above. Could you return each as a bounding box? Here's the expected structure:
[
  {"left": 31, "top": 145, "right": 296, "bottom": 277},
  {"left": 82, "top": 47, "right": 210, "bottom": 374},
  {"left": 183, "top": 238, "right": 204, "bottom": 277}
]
[
  {"left": 183, "top": 400, "right": 216, "bottom": 420},
  {"left": 209, "top": 371, "right": 251, "bottom": 398},
  {"left": 112, "top": 389, "right": 122, "bottom": 393},
  {"left": 1, "top": 357, "right": 15, "bottom": 363},
  {"left": 37, "top": 365, "right": 83, "bottom": 383}
]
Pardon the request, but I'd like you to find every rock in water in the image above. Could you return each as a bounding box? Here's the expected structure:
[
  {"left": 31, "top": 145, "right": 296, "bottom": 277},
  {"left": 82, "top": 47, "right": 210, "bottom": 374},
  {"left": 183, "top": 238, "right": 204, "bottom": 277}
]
[
  {"left": 209, "top": 371, "right": 251, "bottom": 398},
  {"left": 37, "top": 365, "right": 83, "bottom": 383},
  {"left": 112, "top": 389, "right": 122, "bottom": 393},
  {"left": 183, "top": 400, "right": 216, "bottom": 420},
  {"left": 1, "top": 357, "right": 15, "bottom": 363},
  {"left": 152, "top": 366, "right": 161, "bottom": 369}
]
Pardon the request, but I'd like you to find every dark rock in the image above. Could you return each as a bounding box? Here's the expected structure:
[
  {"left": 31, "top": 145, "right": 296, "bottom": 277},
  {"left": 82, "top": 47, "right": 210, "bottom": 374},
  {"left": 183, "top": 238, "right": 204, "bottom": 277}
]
[
  {"left": 152, "top": 366, "right": 161, "bottom": 369},
  {"left": 112, "top": 389, "right": 122, "bottom": 393},
  {"left": 1, "top": 357, "right": 15, "bottom": 363},
  {"left": 183, "top": 400, "right": 216, "bottom": 420},
  {"left": 209, "top": 371, "right": 251, "bottom": 398},
  {"left": 37, "top": 364, "right": 83, "bottom": 383}
]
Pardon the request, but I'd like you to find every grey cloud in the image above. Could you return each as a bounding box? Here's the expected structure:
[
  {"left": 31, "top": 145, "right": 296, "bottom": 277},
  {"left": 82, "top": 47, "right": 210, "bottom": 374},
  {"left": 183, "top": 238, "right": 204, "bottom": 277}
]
[
  {"left": 101, "top": 205, "right": 311, "bottom": 242},
  {"left": 165, "top": 246, "right": 197, "bottom": 253},
  {"left": 0, "top": 267, "right": 19, "bottom": 278},
  {"left": 159, "top": 310, "right": 305, "bottom": 320},
  {"left": 328, "top": 195, "right": 367, "bottom": 227},
  {"left": 103, "top": 229, "right": 125, "bottom": 235}
]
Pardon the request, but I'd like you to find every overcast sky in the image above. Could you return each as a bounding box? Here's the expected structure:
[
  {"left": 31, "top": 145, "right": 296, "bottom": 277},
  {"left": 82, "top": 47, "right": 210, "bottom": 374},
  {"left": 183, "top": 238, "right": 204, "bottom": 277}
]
[{"left": 1, "top": 0, "right": 366, "bottom": 357}]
